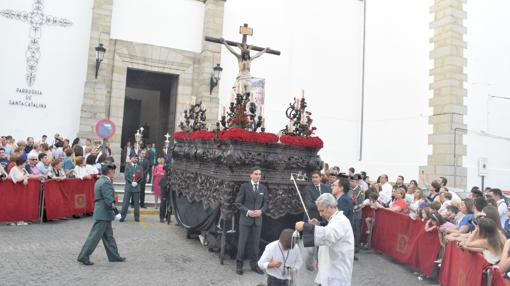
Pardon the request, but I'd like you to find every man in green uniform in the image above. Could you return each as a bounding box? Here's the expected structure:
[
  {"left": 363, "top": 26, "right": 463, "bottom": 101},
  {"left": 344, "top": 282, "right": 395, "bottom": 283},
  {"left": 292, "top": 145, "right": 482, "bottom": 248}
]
[
  {"left": 120, "top": 154, "right": 142, "bottom": 222},
  {"left": 77, "top": 162, "right": 125, "bottom": 265},
  {"left": 350, "top": 173, "right": 365, "bottom": 261}
]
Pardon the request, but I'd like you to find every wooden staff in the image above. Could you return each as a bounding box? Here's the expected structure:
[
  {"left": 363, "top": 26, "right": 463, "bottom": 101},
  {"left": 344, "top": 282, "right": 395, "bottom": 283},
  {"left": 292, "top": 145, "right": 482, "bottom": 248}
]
[{"left": 290, "top": 173, "right": 310, "bottom": 222}]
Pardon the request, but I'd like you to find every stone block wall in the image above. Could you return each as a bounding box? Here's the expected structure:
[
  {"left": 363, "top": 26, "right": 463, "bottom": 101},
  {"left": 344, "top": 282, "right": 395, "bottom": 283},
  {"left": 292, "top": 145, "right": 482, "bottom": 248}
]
[{"left": 421, "top": 0, "right": 467, "bottom": 189}]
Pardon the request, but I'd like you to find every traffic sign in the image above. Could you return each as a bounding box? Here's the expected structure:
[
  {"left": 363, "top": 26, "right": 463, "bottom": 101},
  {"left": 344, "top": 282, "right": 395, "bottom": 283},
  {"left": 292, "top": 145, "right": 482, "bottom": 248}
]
[{"left": 95, "top": 119, "right": 116, "bottom": 139}]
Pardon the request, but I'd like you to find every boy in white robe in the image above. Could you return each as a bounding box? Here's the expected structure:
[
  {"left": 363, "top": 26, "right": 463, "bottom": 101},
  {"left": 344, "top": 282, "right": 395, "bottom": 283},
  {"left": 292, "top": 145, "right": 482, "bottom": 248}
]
[{"left": 295, "top": 192, "right": 354, "bottom": 286}]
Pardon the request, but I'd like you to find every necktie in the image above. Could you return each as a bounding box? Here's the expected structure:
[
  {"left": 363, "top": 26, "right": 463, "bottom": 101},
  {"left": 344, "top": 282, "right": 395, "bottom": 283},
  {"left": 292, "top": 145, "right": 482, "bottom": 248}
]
[
  {"left": 254, "top": 183, "right": 258, "bottom": 193},
  {"left": 315, "top": 185, "right": 320, "bottom": 193}
]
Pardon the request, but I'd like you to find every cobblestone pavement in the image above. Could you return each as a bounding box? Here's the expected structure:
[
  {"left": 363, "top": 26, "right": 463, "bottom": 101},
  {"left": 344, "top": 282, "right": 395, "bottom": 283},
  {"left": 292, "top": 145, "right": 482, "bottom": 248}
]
[{"left": 0, "top": 216, "right": 438, "bottom": 286}]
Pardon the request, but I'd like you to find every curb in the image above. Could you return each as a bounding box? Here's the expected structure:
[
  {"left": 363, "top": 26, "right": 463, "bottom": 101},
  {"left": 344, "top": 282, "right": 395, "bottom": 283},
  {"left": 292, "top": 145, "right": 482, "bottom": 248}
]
[{"left": 129, "top": 209, "right": 159, "bottom": 215}]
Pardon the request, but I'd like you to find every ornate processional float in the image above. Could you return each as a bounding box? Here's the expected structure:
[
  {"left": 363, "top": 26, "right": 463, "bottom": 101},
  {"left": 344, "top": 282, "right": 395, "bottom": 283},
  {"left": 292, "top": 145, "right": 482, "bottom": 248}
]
[{"left": 165, "top": 24, "right": 324, "bottom": 264}]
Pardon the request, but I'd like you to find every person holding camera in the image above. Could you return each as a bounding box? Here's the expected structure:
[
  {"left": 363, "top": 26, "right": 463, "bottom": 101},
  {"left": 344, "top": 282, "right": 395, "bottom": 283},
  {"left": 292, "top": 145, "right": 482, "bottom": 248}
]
[
  {"left": 258, "top": 229, "right": 302, "bottom": 286},
  {"left": 77, "top": 162, "right": 125, "bottom": 266}
]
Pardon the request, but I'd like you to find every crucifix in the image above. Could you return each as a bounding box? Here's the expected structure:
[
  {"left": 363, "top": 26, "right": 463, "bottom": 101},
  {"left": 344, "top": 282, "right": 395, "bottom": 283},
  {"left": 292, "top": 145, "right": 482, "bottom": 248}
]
[
  {"left": 0, "top": 0, "right": 72, "bottom": 86},
  {"left": 205, "top": 23, "right": 280, "bottom": 94}
]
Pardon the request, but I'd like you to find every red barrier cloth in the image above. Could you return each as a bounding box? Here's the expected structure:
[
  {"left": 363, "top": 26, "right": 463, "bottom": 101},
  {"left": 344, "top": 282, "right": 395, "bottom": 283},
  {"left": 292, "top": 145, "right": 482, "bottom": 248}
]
[
  {"left": 360, "top": 207, "right": 372, "bottom": 244},
  {"left": 491, "top": 267, "right": 510, "bottom": 286},
  {"left": 371, "top": 208, "right": 441, "bottom": 277},
  {"left": 439, "top": 242, "right": 488, "bottom": 286},
  {"left": 43, "top": 178, "right": 95, "bottom": 220},
  {"left": 84, "top": 178, "right": 95, "bottom": 213},
  {"left": 0, "top": 179, "right": 41, "bottom": 222}
]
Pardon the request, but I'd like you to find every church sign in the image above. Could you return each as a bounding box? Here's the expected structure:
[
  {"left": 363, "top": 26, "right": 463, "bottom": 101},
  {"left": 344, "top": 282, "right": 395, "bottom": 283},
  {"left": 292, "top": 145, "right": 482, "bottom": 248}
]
[{"left": 8, "top": 87, "right": 46, "bottom": 109}]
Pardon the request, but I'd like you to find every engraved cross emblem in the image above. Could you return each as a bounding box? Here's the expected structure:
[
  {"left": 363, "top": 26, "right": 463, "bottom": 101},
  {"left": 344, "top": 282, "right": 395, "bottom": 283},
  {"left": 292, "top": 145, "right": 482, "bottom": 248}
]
[{"left": 0, "top": 0, "right": 72, "bottom": 86}]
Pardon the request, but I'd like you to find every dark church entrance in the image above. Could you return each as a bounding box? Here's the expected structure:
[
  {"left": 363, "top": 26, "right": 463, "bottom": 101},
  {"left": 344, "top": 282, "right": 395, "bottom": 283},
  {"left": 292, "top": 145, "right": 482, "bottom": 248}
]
[{"left": 120, "top": 68, "right": 178, "bottom": 170}]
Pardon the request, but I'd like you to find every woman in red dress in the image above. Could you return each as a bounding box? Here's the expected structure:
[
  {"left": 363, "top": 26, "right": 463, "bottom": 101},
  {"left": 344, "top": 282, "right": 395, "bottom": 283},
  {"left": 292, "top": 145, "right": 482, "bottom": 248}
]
[{"left": 151, "top": 158, "right": 165, "bottom": 209}]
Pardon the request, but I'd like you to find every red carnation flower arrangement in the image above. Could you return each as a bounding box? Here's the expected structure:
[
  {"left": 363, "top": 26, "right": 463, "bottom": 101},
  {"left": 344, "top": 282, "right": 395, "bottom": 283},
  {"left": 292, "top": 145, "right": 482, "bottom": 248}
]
[
  {"left": 280, "top": 135, "right": 324, "bottom": 148},
  {"left": 174, "top": 131, "right": 190, "bottom": 140},
  {"left": 218, "top": 128, "right": 278, "bottom": 144},
  {"left": 190, "top": 130, "right": 215, "bottom": 140}
]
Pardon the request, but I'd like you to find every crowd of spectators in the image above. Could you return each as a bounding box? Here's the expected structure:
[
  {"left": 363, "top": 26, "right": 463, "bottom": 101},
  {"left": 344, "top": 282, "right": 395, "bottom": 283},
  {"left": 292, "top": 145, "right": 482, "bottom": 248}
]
[
  {"left": 320, "top": 164, "right": 510, "bottom": 280},
  {"left": 0, "top": 134, "right": 112, "bottom": 185},
  {"left": 1, "top": 134, "right": 113, "bottom": 226}
]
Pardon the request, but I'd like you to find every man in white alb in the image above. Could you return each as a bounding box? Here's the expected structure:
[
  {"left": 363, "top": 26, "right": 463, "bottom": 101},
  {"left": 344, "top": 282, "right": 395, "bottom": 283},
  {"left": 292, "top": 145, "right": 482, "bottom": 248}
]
[{"left": 295, "top": 193, "right": 354, "bottom": 286}]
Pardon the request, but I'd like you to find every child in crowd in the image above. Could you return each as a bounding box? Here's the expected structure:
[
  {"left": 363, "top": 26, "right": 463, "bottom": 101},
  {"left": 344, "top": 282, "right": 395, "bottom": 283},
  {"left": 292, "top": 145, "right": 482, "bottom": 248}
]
[
  {"left": 426, "top": 212, "right": 457, "bottom": 264},
  {"left": 258, "top": 228, "right": 302, "bottom": 286},
  {"left": 362, "top": 191, "right": 383, "bottom": 234},
  {"left": 429, "top": 201, "right": 442, "bottom": 213},
  {"left": 419, "top": 206, "right": 432, "bottom": 222},
  {"left": 444, "top": 205, "right": 461, "bottom": 224},
  {"left": 425, "top": 212, "right": 456, "bottom": 233}
]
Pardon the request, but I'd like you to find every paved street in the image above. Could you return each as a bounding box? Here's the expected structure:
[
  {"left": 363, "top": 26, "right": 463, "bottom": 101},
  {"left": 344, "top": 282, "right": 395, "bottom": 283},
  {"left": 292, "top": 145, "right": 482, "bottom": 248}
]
[{"left": 0, "top": 215, "right": 438, "bottom": 286}]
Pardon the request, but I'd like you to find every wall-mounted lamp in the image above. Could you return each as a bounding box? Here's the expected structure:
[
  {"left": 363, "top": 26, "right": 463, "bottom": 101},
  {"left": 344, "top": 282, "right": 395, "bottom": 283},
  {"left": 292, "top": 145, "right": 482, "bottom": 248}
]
[
  {"left": 209, "top": 63, "right": 223, "bottom": 94},
  {"left": 95, "top": 43, "right": 106, "bottom": 79}
]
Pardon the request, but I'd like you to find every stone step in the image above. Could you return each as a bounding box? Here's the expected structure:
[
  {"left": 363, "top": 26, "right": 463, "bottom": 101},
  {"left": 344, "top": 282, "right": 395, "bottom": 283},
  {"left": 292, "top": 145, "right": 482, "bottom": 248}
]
[{"left": 113, "top": 182, "right": 159, "bottom": 207}]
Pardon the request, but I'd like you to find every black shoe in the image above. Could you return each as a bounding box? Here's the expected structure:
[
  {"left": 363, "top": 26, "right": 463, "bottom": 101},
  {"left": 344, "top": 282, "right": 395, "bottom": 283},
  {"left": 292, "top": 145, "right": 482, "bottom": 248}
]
[
  {"left": 140, "top": 205, "right": 147, "bottom": 209},
  {"left": 160, "top": 218, "right": 165, "bottom": 223},
  {"left": 119, "top": 218, "right": 125, "bottom": 222},
  {"left": 236, "top": 261, "right": 243, "bottom": 275},
  {"left": 130, "top": 204, "right": 134, "bottom": 207},
  {"left": 250, "top": 262, "right": 264, "bottom": 275},
  {"left": 111, "top": 257, "right": 126, "bottom": 262},
  {"left": 354, "top": 255, "right": 359, "bottom": 261},
  {"left": 77, "top": 259, "right": 94, "bottom": 266}
]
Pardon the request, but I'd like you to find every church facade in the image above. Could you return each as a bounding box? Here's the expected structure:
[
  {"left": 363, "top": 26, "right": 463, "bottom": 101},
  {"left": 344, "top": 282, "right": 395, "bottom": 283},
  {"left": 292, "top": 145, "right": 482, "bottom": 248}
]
[
  {"left": 76, "top": 0, "right": 225, "bottom": 165},
  {"left": 1, "top": 0, "right": 509, "bottom": 189}
]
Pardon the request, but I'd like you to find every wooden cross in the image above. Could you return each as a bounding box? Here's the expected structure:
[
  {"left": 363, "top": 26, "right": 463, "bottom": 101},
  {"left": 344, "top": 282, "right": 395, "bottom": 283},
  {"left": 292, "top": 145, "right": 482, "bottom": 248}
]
[{"left": 205, "top": 23, "right": 280, "bottom": 56}]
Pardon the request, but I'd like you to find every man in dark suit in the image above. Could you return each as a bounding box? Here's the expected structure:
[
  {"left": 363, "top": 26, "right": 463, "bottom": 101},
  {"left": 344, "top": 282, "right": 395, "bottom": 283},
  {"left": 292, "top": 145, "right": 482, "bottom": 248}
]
[
  {"left": 138, "top": 149, "right": 150, "bottom": 208},
  {"left": 121, "top": 154, "right": 142, "bottom": 222},
  {"left": 146, "top": 143, "right": 155, "bottom": 183},
  {"left": 234, "top": 167, "right": 268, "bottom": 275},
  {"left": 77, "top": 162, "right": 125, "bottom": 265},
  {"left": 303, "top": 171, "right": 331, "bottom": 270},
  {"left": 332, "top": 177, "right": 353, "bottom": 222}
]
